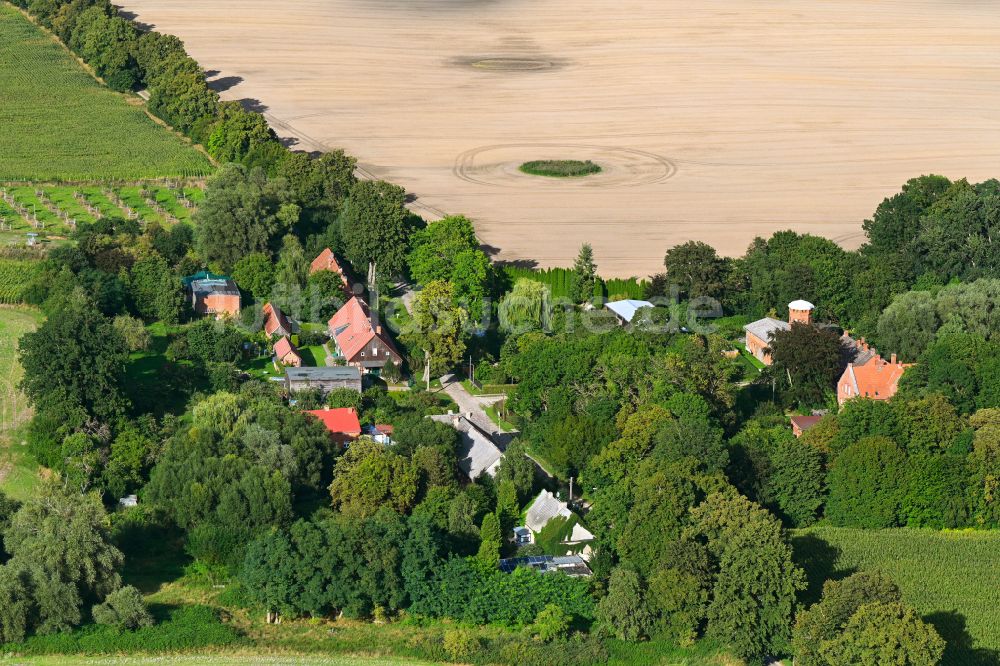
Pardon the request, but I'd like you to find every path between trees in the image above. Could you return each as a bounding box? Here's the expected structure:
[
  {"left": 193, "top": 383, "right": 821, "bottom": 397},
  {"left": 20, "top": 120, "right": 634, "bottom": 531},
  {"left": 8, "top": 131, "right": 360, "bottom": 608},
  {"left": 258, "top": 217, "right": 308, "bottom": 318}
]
[
  {"left": 439, "top": 373, "right": 506, "bottom": 438},
  {"left": 438, "top": 375, "right": 559, "bottom": 481}
]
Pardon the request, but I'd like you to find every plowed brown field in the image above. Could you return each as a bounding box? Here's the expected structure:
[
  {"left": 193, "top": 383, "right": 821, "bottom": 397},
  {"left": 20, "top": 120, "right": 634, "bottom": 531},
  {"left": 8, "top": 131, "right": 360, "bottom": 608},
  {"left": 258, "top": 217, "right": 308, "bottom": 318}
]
[{"left": 121, "top": 0, "right": 1000, "bottom": 276}]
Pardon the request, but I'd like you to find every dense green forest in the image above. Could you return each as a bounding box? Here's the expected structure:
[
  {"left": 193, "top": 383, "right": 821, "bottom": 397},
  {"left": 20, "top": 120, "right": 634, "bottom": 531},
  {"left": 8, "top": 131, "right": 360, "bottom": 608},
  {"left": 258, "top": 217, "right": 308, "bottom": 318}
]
[{"left": 2, "top": 0, "right": 999, "bottom": 664}]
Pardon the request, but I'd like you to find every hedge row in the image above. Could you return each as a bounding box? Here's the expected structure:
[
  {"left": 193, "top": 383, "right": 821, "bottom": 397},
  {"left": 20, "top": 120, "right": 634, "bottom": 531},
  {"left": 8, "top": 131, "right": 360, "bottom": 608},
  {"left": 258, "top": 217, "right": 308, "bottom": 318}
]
[
  {"left": 4, "top": 605, "right": 240, "bottom": 655},
  {"left": 12, "top": 0, "right": 295, "bottom": 170},
  {"left": 501, "top": 266, "right": 648, "bottom": 301}
]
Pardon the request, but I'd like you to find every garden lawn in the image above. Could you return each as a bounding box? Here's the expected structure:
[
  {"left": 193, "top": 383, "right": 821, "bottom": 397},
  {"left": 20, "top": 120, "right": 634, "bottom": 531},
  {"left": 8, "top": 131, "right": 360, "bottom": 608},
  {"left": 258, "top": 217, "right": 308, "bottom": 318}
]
[
  {"left": 739, "top": 348, "right": 765, "bottom": 372},
  {"left": 300, "top": 345, "right": 328, "bottom": 367},
  {"left": 242, "top": 355, "right": 283, "bottom": 380},
  {"left": 793, "top": 526, "right": 1000, "bottom": 666},
  {"left": 485, "top": 404, "right": 516, "bottom": 432},
  {"left": 0, "top": 306, "right": 43, "bottom": 500},
  {"left": 0, "top": 4, "right": 212, "bottom": 180}
]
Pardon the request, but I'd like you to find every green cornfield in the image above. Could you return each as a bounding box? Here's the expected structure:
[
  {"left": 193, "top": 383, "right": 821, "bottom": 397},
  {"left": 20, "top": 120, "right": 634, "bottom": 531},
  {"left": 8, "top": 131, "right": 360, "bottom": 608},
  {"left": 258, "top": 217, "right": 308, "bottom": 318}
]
[
  {"left": 793, "top": 526, "right": 1000, "bottom": 665},
  {"left": 0, "top": 258, "right": 41, "bottom": 304},
  {"left": 0, "top": 4, "right": 213, "bottom": 181}
]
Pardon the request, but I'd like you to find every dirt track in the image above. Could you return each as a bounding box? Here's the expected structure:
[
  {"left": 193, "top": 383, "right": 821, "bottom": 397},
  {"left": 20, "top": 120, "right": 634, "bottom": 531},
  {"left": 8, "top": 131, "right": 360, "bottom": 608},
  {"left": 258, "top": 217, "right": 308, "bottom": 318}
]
[{"left": 121, "top": 0, "right": 1000, "bottom": 277}]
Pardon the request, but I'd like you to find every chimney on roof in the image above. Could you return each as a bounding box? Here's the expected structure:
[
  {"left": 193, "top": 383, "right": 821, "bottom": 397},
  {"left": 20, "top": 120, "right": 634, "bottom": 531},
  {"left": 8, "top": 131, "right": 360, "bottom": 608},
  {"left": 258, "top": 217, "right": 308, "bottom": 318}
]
[
  {"left": 891, "top": 353, "right": 897, "bottom": 365},
  {"left": 376, "top": 325, "right": 382, "bottom": 335}
]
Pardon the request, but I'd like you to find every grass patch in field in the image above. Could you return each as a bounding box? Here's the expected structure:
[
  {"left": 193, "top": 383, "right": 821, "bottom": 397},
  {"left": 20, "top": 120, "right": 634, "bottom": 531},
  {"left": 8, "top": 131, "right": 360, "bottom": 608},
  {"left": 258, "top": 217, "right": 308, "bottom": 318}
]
[
  {"left": 0, "top": 429, "right": 43, "bottom": 502},
  {"left": 4, "top": 605, "right": 241, "bottom": 656},
  {"left": 0, "top": 306, "right": 43, "bottom": 500},
  {"left": 604, "top": 637, "right": 742, "bottom": 665},
  {"left": 459, "top": 378, "right": 482, "bottom": 395},
  {"left": 739, "top": 348, "right": 765, "bottom": 371},
  {"left": 523, "top": 443, "right": 561, "bottom": 480},
  {"left": 118, "top": 186, "right": 165, "bottom": 225},
  {"left": 519, "top": 159, "right": 602, "bottom": 178},
  {"left": 239, "top": 614, "right": 736, "bottom": 666},
  {"left": 300, "top": 345, "right": 328, "bottom": 367},
  {"left": 793, "top": 526, "right": 1000, "bottom": 665},
  {"left": 299, "top": 321, "right": 329, "bottom": 334},
  {"left": 42, "top": 185, "right": 97, "bottom": 225},
  {"left": 0, "top": 4, "right": 212, "bottom": 181},
  {"left": 242, "top": 355, "right": 284, "bottom": 381},
  {"left": 183, "top": 186, "right": 206, "bottom": 204},
  {"left": 484, "top": 404, "right": 517, "bottom": 432},
  {"left": 151, "top": 185, "right": 195, "bottom": 221},
  {"left": 79, "top": 186, "right": 126, "bottom": 219}
]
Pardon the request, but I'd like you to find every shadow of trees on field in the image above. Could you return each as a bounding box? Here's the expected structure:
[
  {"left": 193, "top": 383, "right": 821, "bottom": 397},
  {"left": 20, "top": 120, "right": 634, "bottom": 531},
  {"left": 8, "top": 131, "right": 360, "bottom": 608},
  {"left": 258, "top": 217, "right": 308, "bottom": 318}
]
[
  {"left": 208, "top": 75, "right": 243, "bottom": 93},
  {"left": 925, "top": 611, "right": 1000, "bottom": 666},
  {"left": 116, "top": 10, "right": 153, "bottom": 31},
  {"left": 493, "top": 257, "right": 539, "bottom": 269},
  {"left": 238, "top": 98, "right": 269, "bottom": 114},
  {"left": 789, "top": 534, "right": 999, "bottom": 666},
  {"left": 790, "top": 533, "right": 847, "bottom": 606}
]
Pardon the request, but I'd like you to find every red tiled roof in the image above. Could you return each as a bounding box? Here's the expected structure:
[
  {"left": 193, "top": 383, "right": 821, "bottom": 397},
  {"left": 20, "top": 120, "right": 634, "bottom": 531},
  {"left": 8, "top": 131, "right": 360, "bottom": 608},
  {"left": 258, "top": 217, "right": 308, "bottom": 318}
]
[
  {"left": 790, "top": 415, "right": 823, "bottom": 431},
  {"left": 841, "top": 356, "right": 912, "bottom": 401},
  {"left": 263, "top": 302, "right": 291, "bottom": 337},
  {"left": 328, "top": 297, "right": 400, "bottom": 361},
  {"left": 374, "top": 424, "right": 394, "bottom": 435},
  {"left": 305, "top": 407, "right": 362, "bottom": 436},
  {"left": 274, "top": 335, "right": 299, "bottom": 361},
  {"left": 310, "top": 248, "right": 348, "bottom": 280}
]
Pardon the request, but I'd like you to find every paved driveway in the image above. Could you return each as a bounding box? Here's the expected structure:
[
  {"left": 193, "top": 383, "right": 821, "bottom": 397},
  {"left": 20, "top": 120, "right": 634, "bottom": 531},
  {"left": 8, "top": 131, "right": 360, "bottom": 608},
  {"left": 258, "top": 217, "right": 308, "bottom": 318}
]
[{"left": 439, "top": 374, "right": 507, "bottom": 437}]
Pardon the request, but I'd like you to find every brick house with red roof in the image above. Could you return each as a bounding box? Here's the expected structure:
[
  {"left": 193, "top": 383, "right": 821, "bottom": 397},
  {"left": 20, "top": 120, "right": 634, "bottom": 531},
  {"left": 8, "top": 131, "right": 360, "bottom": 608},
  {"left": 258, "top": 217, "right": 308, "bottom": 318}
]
[
  {"left": 328, "top": 297, "right": 403, "bottom": 374},
  {"left": 305, "top": 407, "right": 362, "bottom": 444},
  {"left": 274, "top": 335, "right": 302, "bottom": 367},
  {"left": 310, "top": 248, "right": 352, "bottom": 292},
  {"left": 837, "top": 353, "right": 911, "bottom": 406},
  {"left": 744, "top": 300, "right": 814, "bottom": 366},
  {"left": 790, "top": 415, "right": 823, "bottom": 437},
  {"left": 184, "top": 272, "right": 241, "bottom": 319},
  {"left": 262, "top": 302, "right": 292, "bottom": 338}
]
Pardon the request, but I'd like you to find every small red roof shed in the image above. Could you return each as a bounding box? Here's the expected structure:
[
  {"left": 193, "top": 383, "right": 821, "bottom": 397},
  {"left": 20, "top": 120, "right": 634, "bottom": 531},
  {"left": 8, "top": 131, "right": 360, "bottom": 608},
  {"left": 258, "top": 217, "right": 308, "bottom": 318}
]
[{"left": 305, "top": 407, "right": 362, "bottom": 441}]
